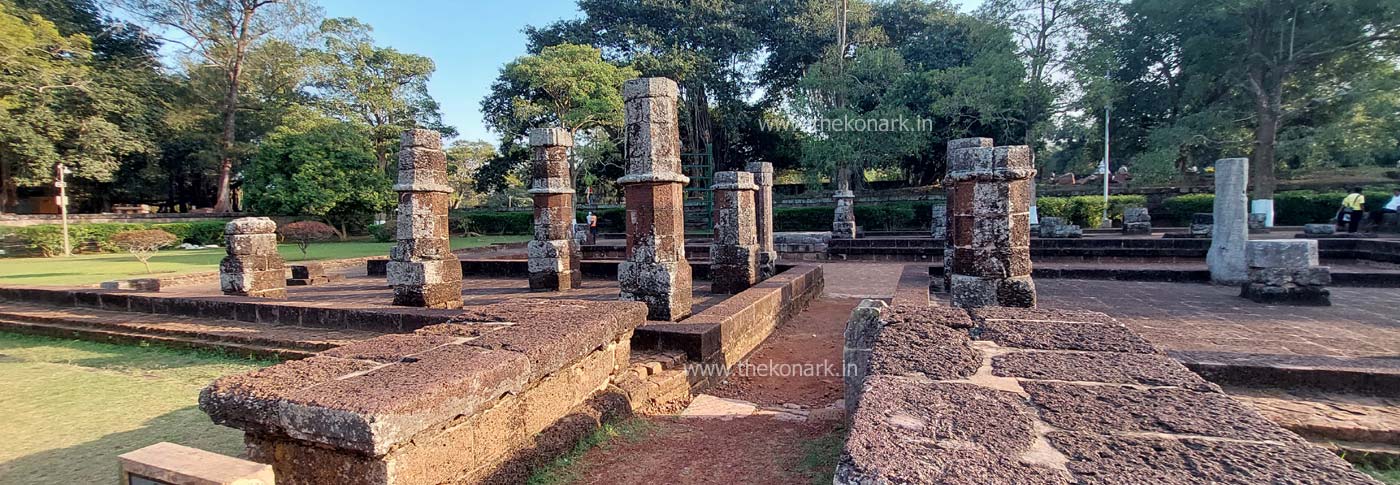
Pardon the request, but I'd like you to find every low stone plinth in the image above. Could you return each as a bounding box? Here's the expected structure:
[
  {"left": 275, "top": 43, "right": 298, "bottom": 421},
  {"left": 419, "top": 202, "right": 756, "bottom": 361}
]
[
  {"left": 201, "top": 299, "right": 647, "bottom": 485},
  {"left": 838, "top": 302, "right": 1377, "bottom": 484},
  {"left": 119, "top": 442, "right": 273, "bottom": 485},
  {"left": 1242, "top": 240, "right": 1331, "bottom": 306},
  {"left": 1190, "top": 213, "right": 1214, "bottom": 237},
  {"left": 286, "top": 263, "right": 344, "bottom": 286},
  {"left": 1305, "top": 223, "right": 1337, "bottom": 235},
  {"left": 1122, "top": 207, "right": 1151, "bottom": 235},
  {"left": 220, "top": 217, "right": 285, "bottom": 299}
]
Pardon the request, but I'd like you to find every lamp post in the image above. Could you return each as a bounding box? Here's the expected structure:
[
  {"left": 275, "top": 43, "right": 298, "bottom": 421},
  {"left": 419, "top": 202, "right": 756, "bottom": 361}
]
[{"left": 55, "top": 164, "right": 71, "bottom": 257}]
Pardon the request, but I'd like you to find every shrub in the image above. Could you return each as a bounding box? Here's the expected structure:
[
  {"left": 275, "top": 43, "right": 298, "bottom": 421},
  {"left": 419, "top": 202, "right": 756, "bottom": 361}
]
[
  {"left": 279, "top": 221, "right": 339, "bottom": 260},
  {"left": 1069, "top": 196, "right": 1108, "bottom": 229},
  {"left": 1161, "top": 194, "right": 1215, "bottom": 226},
  {"left": 1106, "top": 195, "right": 1148, "bottom": 222},
  {"left": 454, "top": 211, "right": 533, "bottom": 235},
  {"left": 1037, "top": 197, "right": 1072, "bottom": 220},
  {"left": 773, "top": 207, "right": 832, "bottom": 232},
  {"left": 186, "top": 221, "right": 228, "bottom": 245},
  {"left": 368, "top": 223, "right": 395, "bottom": 243},
  {"left": 110, "top": 230, "right": 179, "bottom": 273},
  {"left": 14, "top": 225, "right": 69, "bottom": 257}
]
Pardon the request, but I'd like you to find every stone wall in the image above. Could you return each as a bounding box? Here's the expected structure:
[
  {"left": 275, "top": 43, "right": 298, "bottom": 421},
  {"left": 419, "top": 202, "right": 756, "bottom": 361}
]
[
  {"left": 201, "top": 299, "right": 648, "bottom": 485},
  {"left": 838, "top": 301, "right": 1380, "bottom": 484}
]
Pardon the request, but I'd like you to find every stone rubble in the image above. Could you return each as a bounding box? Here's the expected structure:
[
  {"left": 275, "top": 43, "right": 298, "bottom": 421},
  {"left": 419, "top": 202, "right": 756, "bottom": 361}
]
[
  {"left": 1038, "top": 217, "right": 1082, "bottom": 239},
  {"left": 1122, "top": 207, "right": 1152, "bottom": 235}
]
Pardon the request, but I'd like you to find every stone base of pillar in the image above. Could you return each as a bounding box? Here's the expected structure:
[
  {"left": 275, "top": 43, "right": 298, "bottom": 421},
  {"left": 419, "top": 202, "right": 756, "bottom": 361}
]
[
  {"left": 1122, "top": 222, "right": 1152, "bottom": 235},
  {"left": 220, "top": 255, "right": 287, "bottom": 299},
  {"left": 528, "top": 240, "right": 582, "bottom": 291},
  {"left": 711, "top": 244, "right": 760, "bottom": 294},
  {"left": 1241, "top": 283, "right": 1331, "bottom": 306},
  {"left": 388, "top": 259, "right": 463, "bottom": 309},
  {"left": 832, "top": 191, "right": 857, "bottom": 239},
  {"left": 950, "top": 275, "right": 1036, "bottom": 309},
  {"left": 619, "top": 260, "right": 692, "bottom": 321}
]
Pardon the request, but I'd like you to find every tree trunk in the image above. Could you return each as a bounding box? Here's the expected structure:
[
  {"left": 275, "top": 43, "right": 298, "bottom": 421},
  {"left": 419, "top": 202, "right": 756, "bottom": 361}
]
[
  {"left": 1249, "top": 83, "right": 1283, "bottom": 201},
  {"left": 0, "top": 159, "right": 12, "bottom": 213},
  {"left": 212, "top": 79, "right": 239, "bottom": 213}
]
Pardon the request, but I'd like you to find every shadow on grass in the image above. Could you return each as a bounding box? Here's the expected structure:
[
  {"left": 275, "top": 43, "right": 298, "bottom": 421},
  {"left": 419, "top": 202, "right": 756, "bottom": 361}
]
[
  {"left": 0, "top": 406, "right": 247, "bottom": 485},
  {"left": 0, "top": 273, "right": 82, "bottom": 279},
  {"left": 0, "top": 332, "right": 276, "bottom": 374}
]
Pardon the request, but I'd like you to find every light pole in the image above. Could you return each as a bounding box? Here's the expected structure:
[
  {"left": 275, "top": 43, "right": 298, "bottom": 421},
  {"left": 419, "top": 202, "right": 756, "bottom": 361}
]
[
  {"left": 55, "top": 164, "right": 71, "bottom": 257},
  {"left": 1102, "top": 103, "right": 1111, "bottom": 227}
]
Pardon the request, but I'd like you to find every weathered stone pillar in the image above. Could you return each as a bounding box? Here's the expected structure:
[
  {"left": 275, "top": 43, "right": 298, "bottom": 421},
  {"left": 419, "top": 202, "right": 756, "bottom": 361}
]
[
  {"left": 388, "top": 129, "right": 463, "bottom": 309},
  {"left": 946, "top": 141, "right": 1036, "bottom": 308},
  {"left": 1122, "top": 207, "right": 1152, "bottom": 235},
  {"left": 1208, "top": 158, "right": 1249, "bottom": 285},
  {"left": 942, "top": 138, "right": 993, "bottom": 293},
  {"left": 929, "top": 201, "right": 948, "bottom": 240},
  {"left": 527, "top": 128, "right": 582, "bottom": 291},
  {"left": 1242, "top": 239, "right": 1331, "bottom": 305},
  {"left": 220, "top": 217, "right": 285, "bottom": 298},
  {"left": 618, "top": 78, "right": 692, "bottom": 321},
  {"left": 832, "top": 166, "right": 857, "bottom": 240},
  {"left": 710, "top": 171, "right": 760, "bottom": 294},
  {"left": 746, "top": 162, "right": 777, "bottom": 279}
]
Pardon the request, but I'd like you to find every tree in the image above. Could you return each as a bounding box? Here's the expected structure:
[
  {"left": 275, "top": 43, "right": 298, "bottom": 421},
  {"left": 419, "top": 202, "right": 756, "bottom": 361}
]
[
  {"left": 278, "top": 220, "right": 336, "bottom": 260},
  {"left": 110, "top": 229, "right": 178, "bottom": 273},
  {"left": 118, "top": 0, "right": 319, "bottom": 213},
  {"left": 0, "top": 2, "right": 148, "bottom": 211},
  {"left": 243, "top": 109, "right": 393, "bottom": 239},
  {"left": 444, "top": 140, "right": 495, "bottom": 209},
  {"left": 309, "top": 17, "right": 454, "bottom": 171}
]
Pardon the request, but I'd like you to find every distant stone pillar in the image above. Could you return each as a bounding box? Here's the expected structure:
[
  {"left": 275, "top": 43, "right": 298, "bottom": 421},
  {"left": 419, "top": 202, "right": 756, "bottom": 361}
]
[
  {"left": 388, "top": 129, "right": 462, "bottom": 309},
  {"left": 1208, "top": 158, "right": 1249, "bottom": 285},
  {"left": 943, "top": 138, "right": 993, "bottom": 293},
  {"left": 527, "top": 128, "right": 582, "bottom": 291},
  {"left": 947, "top": 141, "right": 1036, "bottom": 308},
  {"left": 832, "top": 166, "right": 857, "bottom": 239},
  {"left": 930, "top": 202, "right": 948, "bottom": 240},
  {"left": 220, "top": 217, "right": 285, "bottom": 298},
  {"left": 710, "top": 171, "right": 760, "bottom": 294},
  {"left": 746, "top": 162, "right": 777, "bottom": 278},
  {"left": 618, "top": 78, "right": 692, "bottom": 321}
]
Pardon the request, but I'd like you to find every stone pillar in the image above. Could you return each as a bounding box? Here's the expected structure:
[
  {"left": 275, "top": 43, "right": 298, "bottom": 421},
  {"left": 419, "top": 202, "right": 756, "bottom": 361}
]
[
  {"left": 1122, "top": 207, "right": 1152, "bottom": 235},
  {"left": 527, "top": 128, "right": 582, "bottom": 291},
  {"left": 710, "top": 171, "right": 760, "bottom": 294},
  {"left": 832, "top": 166, "right": 857, "bottom": 239},
  {"left": 618, "top": 78, "right": 692, "bottom": 321},
  {"left": 746, "top": 162, "right": 777, "bottom": 279},
  {"left": 942, "top": 138, "right": 993, "bottom": 293},
  {"left": 946, "top": 141, "right": 1036, "bottom": 308},
  {"left": 220, "top": 217, "right": 285, "bottom": 298},
  {"left": 388, "top": 129, "right": 463, "bottom": 309},
  {"left": 1208, "top": 158, "right": 1249, "bottom": 285},
  {"left": 1242, "top": 240, "right": 1331, "bottom": 305},
  {"left": 929, "top": 202, "right": 947, "bottom": 240}
]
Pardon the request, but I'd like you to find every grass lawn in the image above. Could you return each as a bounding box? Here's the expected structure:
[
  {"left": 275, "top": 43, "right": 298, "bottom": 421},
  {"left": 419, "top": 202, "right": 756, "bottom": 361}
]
[
  {"left": 0, "top": 235, "right": 529, "bottom": 286},
  {"left": 0, "top": 332, "right": 275, "bottom": 485}
]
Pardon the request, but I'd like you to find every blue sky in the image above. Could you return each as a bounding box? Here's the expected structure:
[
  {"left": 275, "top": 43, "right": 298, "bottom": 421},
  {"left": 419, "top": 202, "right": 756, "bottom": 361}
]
[{"left": 318, "top": 0, "right": 982, "bottom": 143}]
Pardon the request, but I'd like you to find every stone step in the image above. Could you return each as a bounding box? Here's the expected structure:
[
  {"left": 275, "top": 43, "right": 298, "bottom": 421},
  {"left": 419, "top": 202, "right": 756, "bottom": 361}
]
[
  {"left": 1178, "top": 351, "right": 1400, "bottom": 396},
  {"left": 1228, "top": 386, "right": 1400, "bottom": 468},
  {"left": 1310, "top": 439, "right": 1400, "bottom": 469},
  {"left": 0, "top": 318, "right": 316, "bottom": 361},
  {"left": 0, "top": 303, "right": 381, "bottom": 358}
]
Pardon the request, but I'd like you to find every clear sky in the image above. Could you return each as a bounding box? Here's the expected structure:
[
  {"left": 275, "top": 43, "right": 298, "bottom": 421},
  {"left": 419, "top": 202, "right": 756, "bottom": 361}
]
[{"left": 318, "top": 0, "right": 981, "bottom": 143}]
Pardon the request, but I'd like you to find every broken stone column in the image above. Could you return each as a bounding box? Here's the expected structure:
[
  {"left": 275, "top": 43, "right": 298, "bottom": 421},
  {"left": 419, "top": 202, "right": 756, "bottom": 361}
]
[
  {"left": 929, "top": 202, "right": 947, "bottom": 240},
  {"left": 710, "top": 171, "right": 760, "bottom": 294},
  {"left": 1122, "top": 207, "right": 1152, "bottom": 235},
  {"left": 1208, "top": 158, "right": 1249, "bottom": 285},
  {"left": 1037, "top": 217, "right": 1082, "bottom": 238},
  {"left": 618, "top": 78, "right": 692, "bottom": 321},
  {"left": 946, "top": 141, "right": 1036, "bottom": 308},
  {"left": 832, "top": 166, "right": 857, "bottom": 239},
  {"left": 388, "top": 129, "right": 463, "bottom": 309},
  {"left": 942, "top": 138, "right": 994, "bottom": 293},
  {"left": 527, "top": 128, "right": 582, "bottom": 291},
  {"left": 1191, "top": 213, "right": 1215, "bottom": 237},
  {"left": 746, "top": 161, "right": 777, "bottom": 279},
  {"left": 220, "top": 217, "right": 285, "bottom": 298},
  {"left": 1241, "top": 239, "right": 1331, "bottom": 305}
]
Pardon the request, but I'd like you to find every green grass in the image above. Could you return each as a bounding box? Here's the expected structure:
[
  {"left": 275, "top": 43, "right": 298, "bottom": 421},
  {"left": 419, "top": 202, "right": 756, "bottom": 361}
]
[
  {"left": 526, "top": 418, "right": 659, "bottom": 485},
  {"left": 800, "top": 427, "right": 846, "bottom": 485},
  {"left": 0, "top": 235, "right": 529, "bottom": 286},
  {"left": 1358, "top": 464, "right": 1400, "bottom": 484},
  {"left": 0, "top": 332, "right": 274, "bottom": 485}
]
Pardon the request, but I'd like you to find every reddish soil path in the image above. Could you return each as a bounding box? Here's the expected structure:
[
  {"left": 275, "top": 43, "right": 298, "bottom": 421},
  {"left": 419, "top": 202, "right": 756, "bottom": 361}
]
[{"left": 564, "top": 297, "right": 859, "bottom": 484}]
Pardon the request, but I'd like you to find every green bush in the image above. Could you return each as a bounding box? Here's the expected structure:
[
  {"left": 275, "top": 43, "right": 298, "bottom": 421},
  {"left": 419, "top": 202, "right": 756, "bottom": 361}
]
[
  {"left": 14, "top": 225, "right": 69, "bottom": 256},
  {"left": 1161, "top": 194, "right": 1215, "bottom": 226},
  {"left": 774, "top": 207, "right": 835, "bottom": 232},
  {"left": 1037, "top": 197, "right": 1072, "bottom": 220},
  {"left": 577, "top": 208, "right": 626, "bottom": 233},
  {"left": 1069, "top": 196, "right": 1108, "bottom": 228},
  {"left": 1106, "top": 195, "right": 1148, "bottom": 222},
  {"left": 185, "top": 221, "right": 227, "bottom": 245},
  {"left": 368, "top": 223, "right": 394, "bottom": 242},
  {"left": 454, "top": 211, "right": 533, "bottom": 235},
  {"left": 1037, "top": 196, "right": 1117, "bottom": 227}
]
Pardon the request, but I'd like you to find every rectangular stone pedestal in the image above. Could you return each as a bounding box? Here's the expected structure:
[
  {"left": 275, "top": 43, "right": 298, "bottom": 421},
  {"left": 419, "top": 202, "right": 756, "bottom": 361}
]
[{"left": 619, "top": 260, "right": 693, "bottom": 321}]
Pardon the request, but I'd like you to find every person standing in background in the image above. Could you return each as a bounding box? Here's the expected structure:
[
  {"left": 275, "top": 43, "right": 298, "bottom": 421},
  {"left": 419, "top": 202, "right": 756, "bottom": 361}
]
[
  {"left": 1340, "top": 188, "right": 1366, "bottom": 233},
  {"left": 1369, "top": 188, "right": 1400, "bottom": 230},
  {"left": 586, "top": 211, "right": 598, "bottom": 244}
]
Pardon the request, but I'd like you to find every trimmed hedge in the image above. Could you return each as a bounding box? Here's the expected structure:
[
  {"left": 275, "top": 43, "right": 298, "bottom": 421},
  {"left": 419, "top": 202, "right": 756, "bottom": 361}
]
[
  {"left": 1037, "top": 195, "right": 1143, "bottom": 228},
  {"left": 4, "top": 221, "right": 230, "bottom": 257}
]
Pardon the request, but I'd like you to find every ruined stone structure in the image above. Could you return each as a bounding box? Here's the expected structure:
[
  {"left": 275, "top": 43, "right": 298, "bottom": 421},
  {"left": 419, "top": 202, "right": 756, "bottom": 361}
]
[
  {"left": 929, "top": 202, "right": 947, "bottom": 240},
  {"left": 1242, "top": 240, "right": 1331, "bottom": 305},
  {"left": 946, "top": 139, "right": 1036, "bottom": 308},
  {"left": 710, "top": 171, "right": 760, "bottom": 294},
  {"left": 1122, "top": 207, "right": 1152, "bottom": 235},
  {"left": 943, "top": 138, "right": 993, "bottom": 293},
  {"left": 220, "top": 217, "right": 285, "bottom": 298},
  {"left": 746, "top": 162, "right": 778, "bottom": 279},
  {"left": 527, "top": 128, "right": 582, "bottom": 291},
  {"left": 388, "top": 129, "right": 462, "bottom": 309},
  {"left": 832, "top": 167, "right": 857, "bottom": 239},
  {"left": 1248, "top": 213, "right": 1269, "bottom": 234},
  {"left": 1190, "top": 213, "right": 1215, "bottom": 237},
  {"left": 287, "top": 263, "right": 342, "bottom": 286},
  {"left": 1208, "top": 158, "right": 1249, "bottom": 285},
  {"left": 838, "top": 302, "right": 1379, "bottom": 484},
  {"left": 618, "top": 78, "right": 692, "bottom": 321},
  {"left": 1037, "top": 217, "right": 1082, "bottom": 238}
]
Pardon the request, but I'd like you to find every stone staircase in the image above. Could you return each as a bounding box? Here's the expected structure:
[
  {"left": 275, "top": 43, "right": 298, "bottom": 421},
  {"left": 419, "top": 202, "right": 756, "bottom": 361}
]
[
  {"left": 0, "top": 302, "right": 382, "bottom": 359},
  {"left": 1229, "top": 386, "right": 1400, "bottom": 468}
]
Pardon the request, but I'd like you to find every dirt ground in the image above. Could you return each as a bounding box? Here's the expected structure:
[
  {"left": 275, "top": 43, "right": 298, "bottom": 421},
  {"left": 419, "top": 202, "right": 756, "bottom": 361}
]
[{"left": 562, "top": 297, "right": 859, "bottom": 484}]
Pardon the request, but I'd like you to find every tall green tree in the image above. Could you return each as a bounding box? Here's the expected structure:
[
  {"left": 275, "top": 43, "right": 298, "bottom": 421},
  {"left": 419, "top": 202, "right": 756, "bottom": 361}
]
[
  {"left": 309, "top": 17, "right": 454, "bottom": 171},
  {"left": 118, "top": 0, "right": 320, "bottom": 213}
]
